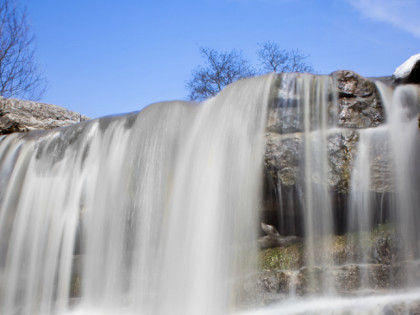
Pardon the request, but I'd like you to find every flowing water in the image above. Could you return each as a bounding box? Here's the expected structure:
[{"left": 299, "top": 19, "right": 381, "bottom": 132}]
[{"left": 0, "top": 73, "right": 419, "bottom": 314}]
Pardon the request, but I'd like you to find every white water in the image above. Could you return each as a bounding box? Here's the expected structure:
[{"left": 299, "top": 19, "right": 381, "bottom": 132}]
[
  {"left": 0, "top": 73, "right": 419, "bottom": 315},
  {"left": 376, "top": 82, "right": 420, "bottom": 276},
  {"left": 347, "top": 82, "right": 420, "bottom": 283},
  {"left": 242, "top": 290, "right": 420, "bottom": 315},
  {"left": 0, "top": 74, "right": 275, "bottom": 315},
  {"left": 257, "top": 75, "right": 420, "bottom": 313}
]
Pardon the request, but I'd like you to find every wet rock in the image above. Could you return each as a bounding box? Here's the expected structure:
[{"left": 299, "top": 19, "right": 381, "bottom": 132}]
[
  {"left": 70, "top": 255, "right": 83, "bottom": 298},
  {"left": 384, "top": 301, "right": 420, "bottom": 315},
  {"left": 264, "top": 130, "right": 360, "bottom": 194},
  {"left": 369, "top": 237, "right": 393, "bottom": 265},
  {"left": 243, "top": 263, "right": 398, "bottom": 300},
  {"left": 0, "top": 97, "right": 89, "bottom": 134},
  {"left": 368, "top": 136, "right": 396, "bottom": 193},
  {"left": 327, "top": 130, "right": 359, "bottom": 193},
  {"left": 263, "top": 133, "right": 304, "bottom": 234},
  {"left": 334, "top": 71, "right": 375, "bottom": 98},
  {"left": 333, "top": 264, "right": 360, "bottom": 294},
  {"left": 258, "top": 223, "right": 302, "bottom": 249},
  {"left": 367, "top": 264, "right": 393, "bottom": 289},
  {"left": 263, "top": 130, "right": 360, "bottom": 233},
  {"left": 333, "top": 70, "right": 385, "bottom": 128},
  {"left": 266, "top": 99, "right": 302, "bottom": 134},
  {"left": 254, "top": 225, "right": 408, "bottom": 296},
  {"left": 70, "top": 274, "right": 81, "bottom": 298},
  {"left": 260, "top": 244, "right": 303, "bottom": 271},
  {"left": 394, "top": 260, "right": 420, "bottom": 288},
  {"left": 266, "top": 74, "right": 337, "bottom": 134},
  {"left": 264, "top": 132, "right": 301, "bottom": 187},
  {"left": 237, "top": 271, "right": 290, "bottom": 307}
]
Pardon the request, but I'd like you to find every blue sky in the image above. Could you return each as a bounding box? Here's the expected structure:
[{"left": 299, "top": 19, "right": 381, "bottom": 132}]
[{"left": 22, "top": 0, "right": 420, "bottom": 118}]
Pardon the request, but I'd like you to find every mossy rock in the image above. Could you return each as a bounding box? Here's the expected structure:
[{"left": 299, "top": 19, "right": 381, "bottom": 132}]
[
  {"left": 259, "top": 223, "right": 396, "bottom": 272},
  {"left": 260, "top": 243, "right": 303, "bottom": 270}
]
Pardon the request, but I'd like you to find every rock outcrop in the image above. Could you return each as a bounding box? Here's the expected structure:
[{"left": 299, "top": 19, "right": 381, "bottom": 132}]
[
  {"left": 263, "top": 70, "right": 388, "bottom": 235},
  {"left": 333, "top": 70, "right": 385, "bottom": 128},
  {"left": 238, "top": 224, "right": 420, "bottom": 307},
  {"left": 253, "top": 55, "right": 420, "bottom": 307},
  {"left": 262, "top": 67, "right": 420, "bottom": 236},
  {"left": 393, "top": 53, "right": 420, "bottom": 84},
  {"left": 0, "top": 97, "right": 89, "bottom": 134}
]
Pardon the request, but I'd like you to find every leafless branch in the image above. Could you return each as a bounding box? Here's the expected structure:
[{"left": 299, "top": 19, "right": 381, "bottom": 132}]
[
  {"left": 0, "top": 0, "right": 47, "bottom": 100},
  {"left": 186, "top": 47, "right": 255, "bottom": 101},
  {"left": 257, "top": 41, "right": 314, "bottom": 74}
]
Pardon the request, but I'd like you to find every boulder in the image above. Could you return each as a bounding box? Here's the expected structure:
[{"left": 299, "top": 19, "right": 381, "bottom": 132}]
[
  {"left": 0, "top": 97, "right": 89, "bottom": 134},
  {"left": 258, "top": 223, "right": 301, "bottom": 249},
  {"left": 333, "top": 70, "right": 385, "bottom": 128}
]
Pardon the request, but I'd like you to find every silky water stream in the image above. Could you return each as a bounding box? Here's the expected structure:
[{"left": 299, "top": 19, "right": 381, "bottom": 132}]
[{"left": 0, "top": 73, "right": 419, "bottom": 314}]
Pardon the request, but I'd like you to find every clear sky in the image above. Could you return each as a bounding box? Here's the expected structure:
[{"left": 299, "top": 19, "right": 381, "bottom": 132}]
[{"left": 22, "top": 0, "right": 420, "bottom": 118}]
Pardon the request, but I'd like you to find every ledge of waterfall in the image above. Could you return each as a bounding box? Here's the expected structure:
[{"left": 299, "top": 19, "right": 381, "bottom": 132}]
[{"left": 238, "top": 223, "right": 414, "bottom": 307}]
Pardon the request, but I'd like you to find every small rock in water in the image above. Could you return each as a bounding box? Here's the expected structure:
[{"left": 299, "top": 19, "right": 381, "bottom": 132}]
[{"left": 258, "top": 223, "right": 301, "bottom": 249}]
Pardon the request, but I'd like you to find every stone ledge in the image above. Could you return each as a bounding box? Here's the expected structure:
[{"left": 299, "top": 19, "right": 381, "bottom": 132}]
[{"left": 0, "top": 97, "right": 89, "bottom": 134}]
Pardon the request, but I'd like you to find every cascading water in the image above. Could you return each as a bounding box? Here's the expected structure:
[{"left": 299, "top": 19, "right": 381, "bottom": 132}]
[
  {"left": 0, "top": 71, "right": 419, "bottom": 315},
  {"left": 0, "top": 74, "right": 275, "bottom": 315},
  {"left": 255, "top": 73, "right": 420, "bottom": 313}
]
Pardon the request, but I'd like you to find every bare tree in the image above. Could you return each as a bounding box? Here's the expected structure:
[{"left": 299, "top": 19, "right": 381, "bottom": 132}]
[
  {"left": 186, "top": 47, "right": 255, "bottom": 101},
  {"left": 257, "top": 41, "right": 314, "bottom": 74},
  {"left": 186, "top": 43, "right": 314, "bottom": 101},
  {"left": 0, "top": 0, "right": 46, "bottom": 100}
]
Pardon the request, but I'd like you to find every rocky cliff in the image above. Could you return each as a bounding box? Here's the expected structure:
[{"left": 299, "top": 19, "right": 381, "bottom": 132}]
[{"left": 250, "top": 57, "right": 420, "bottom": 307}]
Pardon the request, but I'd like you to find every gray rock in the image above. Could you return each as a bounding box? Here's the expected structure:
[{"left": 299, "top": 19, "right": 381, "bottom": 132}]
[
  {"left": 236, "top": 270, "right": 298, "bottom": 307},
  {"left": 333, "top": 70, "right": 385, "bottom": 128},
  {"left": 265, "top": 132, "right": 302, "bottom": 188},
  {"left": 237, "top": 262, "right": 412, "bottom": 304},
  {"left": 261, "top": 70, "right": 418, "bottom": 233},
  {"left": 0, "top": 97, "right": 89, "bottom": 134},
  {"left": 263, "top": 129, "right": 361, "bottom": 233},
  {"left": 258, "top": 223, "right": 301, "bottom": 249}
]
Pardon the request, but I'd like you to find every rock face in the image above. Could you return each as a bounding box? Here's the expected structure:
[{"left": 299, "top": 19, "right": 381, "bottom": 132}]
[
  {"left": 333, "top": 70, "right": 385, "bottom": 128},
  {"left": 0, "top": 97, "right": 89, "bottom": 134},
  {"left": 263, "top": 69, "right": 420, "bottom": 235},
  {"left": 238, "top": 224, "right": 420, "bottom": 307},
  {"left": 255, "top": 59, "right": 420, "bottom": 306},
  {"left": 263, "top": 70, "right": 389, "bottom": 235}
]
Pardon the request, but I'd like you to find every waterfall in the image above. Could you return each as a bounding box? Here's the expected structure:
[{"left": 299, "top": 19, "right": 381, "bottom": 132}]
[
  {"left": 0, "top": 74, "right": 275, "bottom": 315},
  {"left": 0, "top": 71, "right": 419, "bottom": 315},
  {"left": 259, "top": 73, "right": 420, "bottom": 313}
]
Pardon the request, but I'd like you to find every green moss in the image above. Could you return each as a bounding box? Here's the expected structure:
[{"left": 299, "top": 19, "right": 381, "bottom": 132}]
[
  {"left": 259, "top": 223, "right": 395, "bottom": 271},
  {"left": 260, "top": 243, "right": 303, "bottom": 270},
  {"left": 371, "top": 222, "right": 393, "bottom": 237}
]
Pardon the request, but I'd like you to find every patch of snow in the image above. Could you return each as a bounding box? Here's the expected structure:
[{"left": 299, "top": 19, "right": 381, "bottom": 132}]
[{"left": 394, "top": 53, "right": 420, "bottom": 79}]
